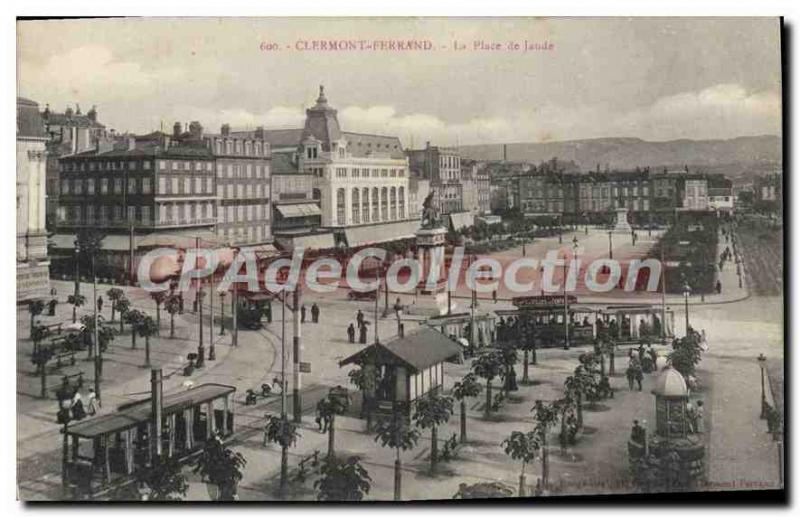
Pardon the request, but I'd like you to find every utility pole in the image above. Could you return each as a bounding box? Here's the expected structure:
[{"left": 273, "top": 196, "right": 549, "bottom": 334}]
[
  {"left": 150, "top": 368, "right": 163, "bottom": 461},
  {"left": 209, "top": 266, "right": 215, "bottom": 360},
  {"left": 129, "top": 224, "right": 135, "bottom": 286},
  {"left": 374, "top": 266, "right": 380, "bottom": 345},
  {"left": 292, "top": 285, "right": 302, "bottom": 423},
  {"left": 195, "top": 236, "right": 205, "bottom": 368},
  {"left": 661, "top": 244, "right": 667, "bottom": 345},
  {"left": 93, "top": 255, "right": 101, "bottom": 404},
  {"left": 281, "top": 292, "right": 287, "bottom": 417}
]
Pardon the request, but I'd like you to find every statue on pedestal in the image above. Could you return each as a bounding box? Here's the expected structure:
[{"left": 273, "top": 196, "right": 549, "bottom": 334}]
[{"left": 421, "top": 191, "right": 441, "bottom": 229}]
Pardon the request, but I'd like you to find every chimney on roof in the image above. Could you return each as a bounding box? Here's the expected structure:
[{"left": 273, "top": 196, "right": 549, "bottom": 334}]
[
  {"left": 127, "top": 136, "right": 136, "bottom": 151},
  {"left": 75, "top": 103, "right": 82, "bottom": 116},
  {"left": 173, "top": 122, "right": 182, "bottom": 139},
  {"left": 87, "top": 105, "right": 97, "bottom": 122},
  {"left": 255, "top": 126, "right": 265, "bottom": 139},
  {"left": 221, "top": 123, "right": 230, "bottom": 136},
  {"left": 189, "top": 121, "right": 203, "bottom": 139},
  {"left": 65, "top": 105, "right": 74, "bottom": 117},
  {"left": 43, "top": 104, "right": 50, "bottom": 120}
]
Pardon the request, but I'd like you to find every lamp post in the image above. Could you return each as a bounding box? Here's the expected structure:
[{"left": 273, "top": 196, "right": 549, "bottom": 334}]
[
  {"left": 607, "top": 230, "right": 613, "bottom": 260},
  {"left": 564, "top": 236, "right": 579, "bottom": 350},
  {"left": 682, "top": 282, "right": 691, "bottom": 336},
  {"left": 758, "top": 353, "right": 767, "bottom": 419}
]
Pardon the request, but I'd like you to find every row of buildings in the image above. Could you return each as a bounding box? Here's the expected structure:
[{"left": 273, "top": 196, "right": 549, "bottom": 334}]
[
  {"left": 18, "top": 89, "right": 775, "bottom": 301},
  {"left": 489, "top": 166, "right": 736, "bottom": 222}
]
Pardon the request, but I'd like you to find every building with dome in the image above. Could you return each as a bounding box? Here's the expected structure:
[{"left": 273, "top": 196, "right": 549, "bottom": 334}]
[
  {"left": 260, "top": 86, "right": 418, "bottom": 248},
  {"left": 17, "top": 97, "right": 50, "bottom": 302}
]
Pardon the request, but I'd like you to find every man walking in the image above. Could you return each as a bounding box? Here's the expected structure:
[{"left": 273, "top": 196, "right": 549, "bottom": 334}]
[
  {"left": 347, "top": 323, "right": 355, "bottom": 343},
  {"left": 96, "top": 296, "right": 104, "bottom": 314},
  {"left": 311, "top": 303, "right": 320, "bottom": 323},
  {"left": 301, "top": 304, "right": 307, "bottom": 323}
]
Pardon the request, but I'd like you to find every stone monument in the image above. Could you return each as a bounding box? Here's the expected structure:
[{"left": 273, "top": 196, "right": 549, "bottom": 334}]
[
  {"left": 612, "top": 207, "right": 632, "bottom": 234},
  {"left": 416, "top": 191, "right": 447, "bottom": 295}
]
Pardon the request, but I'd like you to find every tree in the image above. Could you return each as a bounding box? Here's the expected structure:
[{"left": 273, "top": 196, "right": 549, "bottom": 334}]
[
  {"left": 413, "top": 394, "right": 454, "bottom": 471},
  {"left": 30, "top": 324, "right": 53, "bottom": 398},
  {"left": 124, "top": 309, "right": 145, "bottom": 348},
  {"left": 516, "top": 316, "right": 539, "bottom": 383},
  {"left": 319, "top": 390, "right": 351, "bottom": 457},
  {"left": 263, "top": 414, "right": 300, "bottom": 496},
  {"left": 499, "top": 344, "right": 519, "bottom": 395},
  {"left": 164, "top": 294, "right": 181, "bottom": 339},
  {"left": 107, "top": 288, "right": 124, "bottom": 322},
  {"left": 137, "top": 315, "right": 159, "bottom": 366},
  {"left": 502, "top": 430, "right": 540, "bottom": 496},
  {"left": 553, "top": 395, "right": 578, "bottom": 453},
  {"left": 668, "top": 330, "right": 703, "bottom": 378},
  {"left": 452, "top": 373, "right": 482, "bottom": 443},
  {"left": 314, "top": 455, "right": 371, "bottom": 502},
  {"left": 193, "top": 434, "right": 247, "bottom": 501},
  {"left": 564, "top": 365, "right": 597, "bottom": 429},
  {"left": 115, "top": 296, "right": 131, "bottom": 333},
  {"left": 28, "top": 300, "right": 45, "bottom": 339},
  {"left": 150, "top": 291, "right": 167, "bottom": 335},
  {"left": 530, "top": 400, "right": 558, "bottom": 488},
  {"left": 138, "top": 455, "right": 188, "bottom": 501},
  {"left": 374, "top": 412, "right": 420, "bottom": 501},
  {"left": 472, "top": 350, "right": 504, "bottom": 417},
  {"left": 67, "top": 293, "right": 86, "bottom": 323}
]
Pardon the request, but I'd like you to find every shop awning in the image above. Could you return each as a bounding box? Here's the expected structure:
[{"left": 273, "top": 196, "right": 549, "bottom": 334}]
[
  {"left": 448, "top": 212, "right": 475, "bottom": 232},
  {"left": 137, "top": 230, "right": 222, "bottom": 249},
  {"left": 276, "top": 203, "right": 321, "bottom": 218},
  {"left": 49, "top": 234, "right": 133, "bottom": 251},
  {"left": 343, "top": 219, "right": 420, "bottom": 247}
]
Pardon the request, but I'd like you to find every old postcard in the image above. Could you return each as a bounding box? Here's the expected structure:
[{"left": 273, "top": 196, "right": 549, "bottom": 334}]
[{"left": 16, "top": 17, "right": 784, "bottom": 501}]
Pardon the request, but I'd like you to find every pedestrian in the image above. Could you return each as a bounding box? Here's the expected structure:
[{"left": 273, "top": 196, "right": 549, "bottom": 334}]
[
  {"left": 637, "top": 343, "right": 645, "bottom": 364},
  {"left": 96, "top": 296, "right": 103, "bottom": 313},
  {"left": 347, "top": 323, "right": 355, "bottom": 343},
  {"left": 686, "top": 400, "right": 697, "bottom": 433},
  {"left": 86, "top": 388, "right": 99, "bottom": 416},
  {"left": 492, "top": 289, "right": 498, "bottom": 304},
  {"left": 716, "top": 280, "right": 722, "bottom": 295},
  {"left": 359, "top": 324, "right": 368, "bottom": 344},
  {"left": 635, "top": 367, "right": 643, "bottom": 391},
  {"left": 315, "top": 401, "right": 324, "bottom": 432},
  {"left": 48, "top": 298, "right": 57, "bottom": 316},
  {"left": 630, "top": 420, "right": 646, "bottom": 444},
  {"left": 356, "top": 310, "right": 364, "bottom": 328},
  {"left": 648, "top": 346, "right": 658, "bottom": 372},
  {"left": 264, "top": 301, "right": 272, "bottom": 323},
  {"left": 178, "top": 293, "right": 184, "bottom": 314},
  {"left": 71, "top": 390, "right": 86, "bottom": 421},
  {"left": 694, "top": 400, "right": 705, "bottom": 433},
  {"left": 311, "top": 303, "right": 320, "bottom": 323},
  {"left": 626, "top": 366, "right": 635, "bottom": 390},
  {"left": 301, "top": 304, "right": 307, "bottom": 323}
]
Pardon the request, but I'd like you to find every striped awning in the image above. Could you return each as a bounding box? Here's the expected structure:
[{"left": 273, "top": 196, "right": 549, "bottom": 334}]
[{"left": 277, "top": 203, "right": 321, "bottom": 218}]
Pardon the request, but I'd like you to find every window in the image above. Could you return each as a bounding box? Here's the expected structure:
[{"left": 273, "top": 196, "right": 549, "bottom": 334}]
[
  {"left": 194, "top": 177, "right": 202, "bottom": 194},
  {"left": 99, "top": 206, "right": 109, "bottom": 223},
  {"left": 114, "top": 179, "right": 123, "bottom": 194},
  {"left": 141, "top": 206, "right": 151, "bottom": 223},
  {"left": 85, "top": 205, "right": 94, "bottom": 223},
  {"left": 362, "top": 188, "right": 370, "bottom": 223},
  {"left": 127, "top": 205, "right": 136, "bottom": 221},
  {"left": 128, "top": 178, "right": 137, "bottom": 194},
  {"left": 226, "top": 185, "right": 233, "bottom": 198},
  {"left": 372, "top": 187, "right": 379, "bottom": 221},
  {"left": 196, "top": 162, "right": 203, "bottom": 171},
  {"left": 61, "top": 179, "right": 70, "bottom": 194},
  {"left": 159, "top": 160, "right": 166, "bottom": 171},
  {"left": 206, "top": 177, "right": 212, "bottom": 194},
  {"left": 306, "top": 146, "right": 318, "bottom": 159},
  {"left": 159, "top": 204, "right": 167, "bottom": 223},
  {"left": 101, "top": 179, "right": 109, "bottom": 194},
  {"left": 159, "top": 178, "right": 166, "bottom": 194},
  {"left": 336, "top": 188, "right": 346, "bottom": 225},
  {"left": 381, "top": 187, "right": 388, "bottom": 220},
  {"left": 142, "top": 178, "right": 152, "bottom": 194},
  {"left": 172, "top": 161, "right": 178, "bottom": 171},
  {"left": 237, "top": 185, "right": 244, "bottom": 198},
  {"left": 143, "top": 161, "right": 151, "bottom": 170},
  {"left": 171, "top": 178, "right": 178, "bottom": 194},
  {"left": 352, "top": 188, "right": 360, "bottom": 224},
  {"left": 184, "top": 178, "right": 191, "bottom": 194},
  {"left": 128, "top": 162, "right": 136, "bottom": 171},
  {"left": 399, "top": 186, "right": 405, "bottom": 219}
]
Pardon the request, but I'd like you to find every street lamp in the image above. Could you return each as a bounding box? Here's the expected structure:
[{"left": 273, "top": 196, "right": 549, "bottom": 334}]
[
  {"left": 682, "top": 282, "right": 692, "bottom": 335},
  {"left": 758, "top": 353, "right": 767, "bottom": 419},
  {"left": 607, "top": 230, "right": 613, "bottom": 260},
  {"left": 564, "top": 236, "right": 579, "bottom": 350}
]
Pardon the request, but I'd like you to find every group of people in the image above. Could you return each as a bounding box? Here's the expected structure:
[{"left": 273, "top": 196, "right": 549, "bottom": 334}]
[
  {"left": 300, "top": 303, "right": 321, "bottom": 324},
  {"left": 56, "top": 382, "right": 99, "bottom": 424},
  {"left": 347, "top": 309, "right": 370, "bottom": 344}
]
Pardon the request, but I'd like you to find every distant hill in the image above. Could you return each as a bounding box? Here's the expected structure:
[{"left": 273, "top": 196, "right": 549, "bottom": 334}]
[{"left": 459, "top": 135, "right": 782, "bottom": 173}]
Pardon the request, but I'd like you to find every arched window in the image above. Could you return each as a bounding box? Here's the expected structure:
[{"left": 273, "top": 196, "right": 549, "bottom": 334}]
[
  {"left": 362, "top": 188, "right": 370, "bottom": 223},
  {"left": 336, "top": 188, "right": 346, "bottom": 225},
  {"left": 398, "top": 186, "right": 406, "bottom": 219},
  {"left": 372, "top": 187, "right": 380, "bottom": 222},
  {"left": 390, "top": 187, "right": 397, "bottom": 220},
  {"left": 352, "top": 188, "right": 360, "bottom": 224},
  {"left": 381, "top": 187, "right": 389, "bottom": 221}
]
